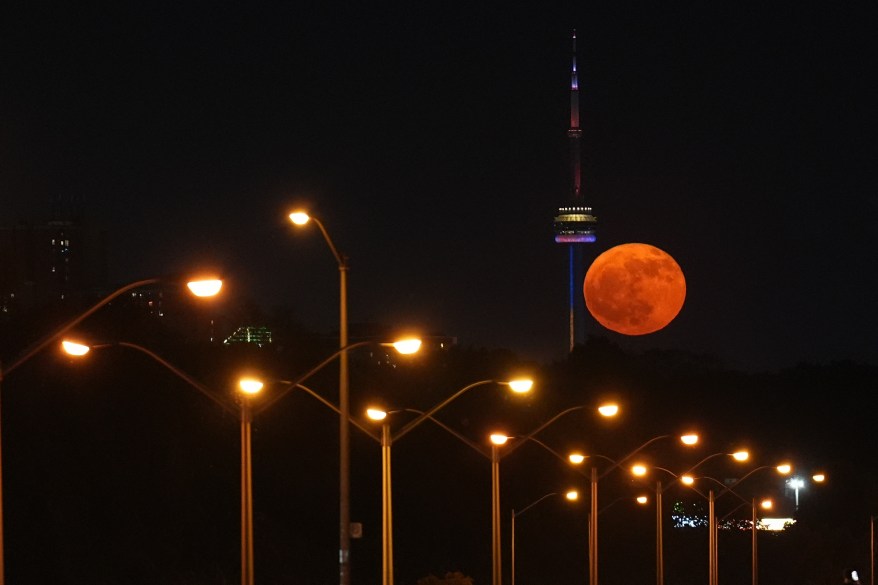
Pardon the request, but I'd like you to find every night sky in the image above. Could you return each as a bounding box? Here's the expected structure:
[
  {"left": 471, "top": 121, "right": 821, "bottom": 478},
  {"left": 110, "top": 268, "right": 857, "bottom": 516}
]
[{"left": 2, "top": 4, "right": 876, "bottom": 370}]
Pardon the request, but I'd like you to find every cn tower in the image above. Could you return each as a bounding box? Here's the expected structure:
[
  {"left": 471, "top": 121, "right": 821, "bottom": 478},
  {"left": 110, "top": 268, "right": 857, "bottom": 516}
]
[{"left": 553, "top": 30, "right": 597, "bottom": 351}]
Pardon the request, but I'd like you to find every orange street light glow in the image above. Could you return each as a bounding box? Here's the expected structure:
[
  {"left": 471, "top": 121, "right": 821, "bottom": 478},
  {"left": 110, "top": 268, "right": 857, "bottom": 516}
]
[
  {"left": 636, "top": 495, "right": 648, "bottom": 504},
  {"left": 569, "top": 453, "right": 586, "bottom": 465},
  {"left": 733, "top": 451, "right": 749, "bottom": 461},
  {"left": 61, "top": 340, "right": 90, "bottom": 356},
  {"left": 777, "top": 463, "right": 792, "bottom": 475},
  {"left": 288, "top": 211, "right": 310, "bottom": 225},
  {"left": 681, "top": 434, "right": 699, "bottom": 445},
  {"left": 391, "top": 339, "right": 421, "bottom": 354},
  {"left": 490, "top": 434, "right": 509, "bottom": 446},
  {"left": 507, "top": 379, "right": 534, "bottom": 393},
  {"left": 598, "top": 403, "right": 619, "bottom": 417},
  {"left": 565, "top": 490, "right": 579, "bottom": 501},
  {"left": 366, "top": 408, "right": 388, "bottom": 421},
  {"left": 187, "top": 279, "right": 223, "bottom": 297},
  {"left": 631, "top": 464, "right": 648, "bottom": 476},
  {"left": 238, "top": 378, "right": 264, "bottom": 395}
]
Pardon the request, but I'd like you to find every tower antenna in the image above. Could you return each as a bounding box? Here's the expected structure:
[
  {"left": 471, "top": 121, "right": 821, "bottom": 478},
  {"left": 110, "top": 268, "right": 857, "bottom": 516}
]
[{"left": 553, "top": 29, "right": 597, "bottom": 352}]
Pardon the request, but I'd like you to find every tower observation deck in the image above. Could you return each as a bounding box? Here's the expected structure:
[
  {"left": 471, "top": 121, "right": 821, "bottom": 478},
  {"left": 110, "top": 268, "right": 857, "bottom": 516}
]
[{"left": 553, "top": 31, "right": 597, "bottom": 351}]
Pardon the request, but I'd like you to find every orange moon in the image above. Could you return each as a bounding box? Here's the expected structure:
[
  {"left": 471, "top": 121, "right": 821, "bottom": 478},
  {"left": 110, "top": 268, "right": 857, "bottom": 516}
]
[{"left": 583, "top": 243, "right": 686, "bottom": 336}]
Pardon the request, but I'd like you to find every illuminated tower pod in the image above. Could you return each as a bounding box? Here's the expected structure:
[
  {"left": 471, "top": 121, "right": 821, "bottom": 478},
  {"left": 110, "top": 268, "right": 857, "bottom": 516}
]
[{"left": 553, "top": 31, "right": 597, "bottom": 351}]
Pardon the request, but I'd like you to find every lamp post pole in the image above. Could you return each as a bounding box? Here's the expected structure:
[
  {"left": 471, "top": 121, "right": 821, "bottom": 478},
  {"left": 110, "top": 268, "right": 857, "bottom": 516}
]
[
  {"left": 338, "top": 248, "right": 350, "bottom": 585},
  {"left": 590, "top": 466, "right": 598, "bottom": 585},
  {"left": 289, "top": 212, "right": 351, "bottom": 585},
  {"left": 656, "top": 481, "right": 664, "bottom": 585},
  {"left": 239, "top": 388, "right": 257, "bottom": 585},
  {"left": 491, "top": 439, "right": 504, "bottom": 585},
  {"left": 379, "top": 421, "right": 393, "bottom": 585},
  {"left": 708, "top": 489, "right": 716, "bottom": 585},
  {"left": 751, "top": 498, "right": 758, "bottom": 585}
]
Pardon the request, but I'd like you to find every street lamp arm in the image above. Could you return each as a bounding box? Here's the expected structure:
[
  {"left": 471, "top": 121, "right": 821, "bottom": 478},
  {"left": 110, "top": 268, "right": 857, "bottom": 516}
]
[
  {"left": 392, "top": 380, "right": 495, "bottom": 443},
  {"left": 292, "top": 382, "right": 379, "bottom": 443},
  {"left": 311, "top": 216, "right": 347, "bottom": 269},
  {"left": 3, "top": 278, "right": 162, "bottom": 376},
  {"left": 504, "top": 404, "right": 591, "bottom": 458},
  {"left": 719, "top": 498, "right": 752, "bottom": 523},
  {"left": 598, "top": 435, "right": 670, "bottom": 480},
  {"left": 254, "top": 340, "right": 373, "bottom": 414},
  {"left": 514, "top": 492, "right": 559, "bottom": 518},
  {"left": 395, "top": 408, "right": 489, "bottom": 458},
  {"left": 115, "top": 342, "right": 238, "bottom": 415},
  {"left": 717, "top": 465, "right": 774, "bottom": 500}
]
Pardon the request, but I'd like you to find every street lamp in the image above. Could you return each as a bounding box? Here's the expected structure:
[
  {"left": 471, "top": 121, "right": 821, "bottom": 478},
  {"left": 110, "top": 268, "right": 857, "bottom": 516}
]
[
  {"left": 365, "top": 378, "right": 533, "bottom": 585},
  {"left": 511, "top": 490, "right": 578, "bottom": 585},
  {"left": 61, "top": 335, "right": 416, "bottom": 585},
  {"left": 61, "top": 340, "right": 265, "bottom": 585},
  {"left": 491, "top": 402, "right": 623, "bottom": 585},
  {"left": 0, "top": 275, "right": 221, "bottom": 585},
  {"left": 490, "top": 433, "right": 509, "bottom": 585},
  {"left": 288, "top": 210, "right": 354, "bottom": 585},
  {"left": 237, "top": 377, "right": 263, "bottom": 585},
  {"left": 687, "top": 463, "right": 792, "bottom": 585},
  {"left": 644, "top": 451, "right": 750, "bottom": 585},
  {"left": 567, "top": 433, "right": 700, "bottom": 585},
  {"left": 718, "top": 495, "right": 772, "bottom": 585},
  {"left": 786, "top": 472, "right": 826, "bottom": 510}
]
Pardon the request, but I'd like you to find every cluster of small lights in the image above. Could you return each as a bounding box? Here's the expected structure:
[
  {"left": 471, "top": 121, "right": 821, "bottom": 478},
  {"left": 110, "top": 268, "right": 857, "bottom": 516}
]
[
  {"left": 671, "top": 500, "right": 708, "bottom": 528},
  {"left": 670, "top": 500, "right": 796, "bottom": 532}
]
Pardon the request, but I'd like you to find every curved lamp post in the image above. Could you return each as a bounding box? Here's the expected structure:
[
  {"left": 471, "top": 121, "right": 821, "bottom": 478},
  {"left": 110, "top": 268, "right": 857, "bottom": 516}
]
[
  {"left": 365, "top": 378, "right": 533, "bottom": 585},
  {"left": 511, "top": 490, "right": 579, "bottom": 585},
  {"left": 717, "top": 494, "right": 772, "bottom": 585},
  {"left": 0, "top": 275, "right": 221, "bottom": 585},
  {"left": 61, "top": 335, "right": 418, "bottom": 585},
  {"left": 686, "top": 463, "right": 792, "bottom": 585},
  {"left": 566, "top": 432, "right": 700, "bottom": 585},
  {"left": 644, "top": 451, "right": 750, "bottom": 585},
  {"left": 493, "top": 402, "right": 622, "bottom": 585},
  {"left": 288, "top": 210, "right": 356, "bottom": 585}
]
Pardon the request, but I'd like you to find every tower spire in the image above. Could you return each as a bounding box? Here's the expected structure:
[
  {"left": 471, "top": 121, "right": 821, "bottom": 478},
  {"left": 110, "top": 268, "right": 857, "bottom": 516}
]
[
  {"left": 568, "top": 29, "right": 583, "bottom": 202},
  {"left": 553, "top": 29, "right": 597, "bottom": 352}
]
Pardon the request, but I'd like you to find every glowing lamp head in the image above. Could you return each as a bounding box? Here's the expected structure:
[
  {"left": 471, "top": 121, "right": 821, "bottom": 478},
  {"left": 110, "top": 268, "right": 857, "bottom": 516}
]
[
  {"left": 776, "top": 463, "right": 792, "bottom": 475},
  {"left": 187, "top": 279, "right": 223, "bottom": 297},
  {"left": 568, "top": 453, "right": 586, "bottom": 465},
  {"left": 680, "top": 475, "right": 695, "bottom": 485},
  {"left": 506, "top": 379, "right": 534, "bottom": 393},
  {"left": 565, "top": 490, "right": 579, "bottom": 501},
  {"left": 680, "top": 434, "right": 699, "bottom": 446},
  {"left": 636, "top": 495, "right": 649, "bottom": 505},
  {"left": 490, "top": 433, "right": 509, "bottom": 446},
  {"left": 391, "top": 338, "right": 421, "bottom": 354},
  {"left": 631, "top": 464, "right": 648, "bottom": 477},
  {"left": 760, "top": 499, "right": 773, "bottom": 510},
  {"left": 732, "top": 451, "right": 749, "bottom": 462},
  {"left": 812, "top": 473, "right": 826, "bottom": 483},
  {"left": 366, "top": 408, "right": 388, "bottom": 421},
  {"left": 238, "top": 378, "right": 264, "bottom": 395},
  {"left": 61, "top": 340, "right": 90, "bottom": 356},
  {"left": 288, "top": 211, "right": 310, "bottom": 225},
  {"left": 598, "top": 403, "right": 619, "bottom": 417}
]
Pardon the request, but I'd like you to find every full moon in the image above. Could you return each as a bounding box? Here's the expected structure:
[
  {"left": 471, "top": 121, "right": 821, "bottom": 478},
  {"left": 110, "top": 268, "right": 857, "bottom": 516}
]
[{"left": 583, "top": 243, "right": 686, "bottom": 336}]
